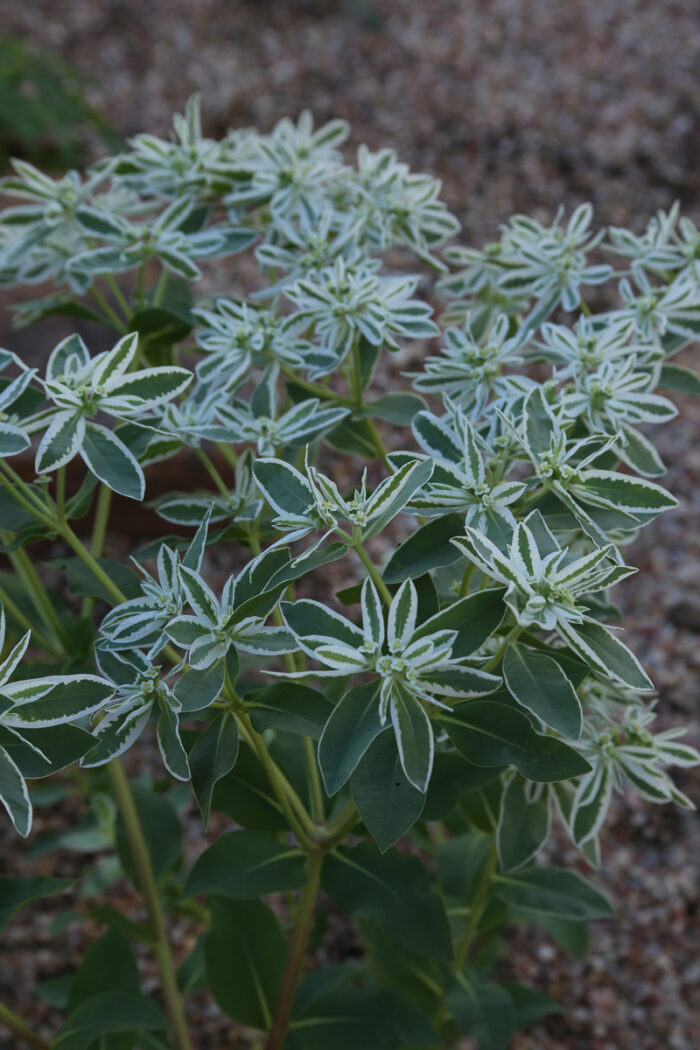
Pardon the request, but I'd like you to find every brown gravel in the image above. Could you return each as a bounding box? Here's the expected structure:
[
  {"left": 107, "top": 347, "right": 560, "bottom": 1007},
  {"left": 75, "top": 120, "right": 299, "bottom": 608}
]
[{"left": 0, "top": 2, "right": 699, "bottom": 1049}]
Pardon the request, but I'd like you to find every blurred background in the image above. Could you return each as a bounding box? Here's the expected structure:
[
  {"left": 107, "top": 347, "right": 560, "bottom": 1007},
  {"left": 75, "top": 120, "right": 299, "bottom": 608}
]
[{"left": 1, "top": 2, "right": 699, "bottom": 1048}]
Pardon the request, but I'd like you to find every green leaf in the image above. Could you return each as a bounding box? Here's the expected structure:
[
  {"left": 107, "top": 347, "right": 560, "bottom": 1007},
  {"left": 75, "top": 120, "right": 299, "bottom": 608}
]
[
  {"left": 183, "top": 830, "right": 306, "bottom": 899},
  {"left": 318, "top": 682, "right": 384, "bottom": 795},
  {"left": 322, "top": 843, "right": 453, "bottom": 960},
  {"left": 174, "top": 660, "right": 225, "bottom": 711},
  {"left": 494, "top": 866, "right": 614, "bottom": 920},
  {"left": 446, "top": 976, "right": 515, "bottom": 1050},
  {"left": 534, "top": 914, "right": 589, "bottom": 958},
  {"left": 189, "top": 713, "right": 239, "bottom": 829},
  {"left": 326, "top": 416, "right": 379, "bottom": 458},
  {"left": 500, "top": 982, "right": 563, "bottom": 1028},
  {"left": 363, "top": 458, "right": 434, "bottom": 538},
  {"left": 49, "top": 556, "right": 141, "bottom": 602},
  {"left": 615, "top": 423, "right": 665, "bottom": 477},
  {"left": 115, "top": 783, "right": 182, "bottom": 882},
  {"left": 437, "top": 829, "right": 494, "bottom": 901},
  {"left": 503, "top": 644, "right": 583, "bottom": 738},
  {"left": 383, "top": 514, "right": 465, "bottom": 583},
  {"left": 82, "top": 423, "right": 145, "bottom": 500},
  {"left": 204, "top": 897, "right": 285, "bottom": 1028},
  {"left": 659, "top": 362, "right": 700, "bottom": 395},
  {"left": 0, "top": 724, "right": 94, "bottom": 778},
  {"left": 288, "top": 988, "right": 408, "bottom": 1050},
  {"left": 247, "top": 683, "right": 333, "bottom": 739},
  {"left": 350, "top": 730, "right": 426, "bottom": 852},
  {"left": 390, "top": 686, "right": 434, "bottom": 792},
  {"left": 497, "top": 773, "right": 551, "bottom": 871},
  {"left": 423, "top": 752, "right": 503, "bottom": 821},
  {"left": 0, "top": 874, "right": 72, "bottom": 932},
  {"left": 3, "top": 675, "right": 114, "bottom": 728},
  {"left": 128, "top": 305, "right": 192, "bottom": 345},
  {"left": 252, "top": 458, "right": 313, "bottom": 518},
  {"left": 412, "top": 586, "right": 506, "bottom": 657},
  {"left": 441, "top": 702, "right": 590, "bottom": 782},
  {"left": 557, "top": 618, "right": 653, "bottom": 691},
  {"left": 67, "top": 926, "right": 139, "bottom": 1012},
  {"left": 52, "top": 990, "right": 167, "bottom": 1050},
  {"left": 361, "top": 923, "right": 446, "bottom": 1015},
  {"left": 576, "top": 469, "right": 676, "bottom": 514},
  {"left": 0, "top": 745, "right": 30, "bottom": 835},
  {"left": 357, "top": 392, "right": 428, "bottom": 424},
  {"left": 211, "top": 741, "right": 286, "bottom": 830}
]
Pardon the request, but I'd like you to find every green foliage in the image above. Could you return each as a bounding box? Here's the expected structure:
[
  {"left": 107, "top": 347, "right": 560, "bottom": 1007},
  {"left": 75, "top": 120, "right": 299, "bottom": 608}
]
[
  {"left": 0, "top": 97, "right": 696, "bottom": 1050},
  {"left": 0, "top": 36, "right": 117, "bottom": 170}
]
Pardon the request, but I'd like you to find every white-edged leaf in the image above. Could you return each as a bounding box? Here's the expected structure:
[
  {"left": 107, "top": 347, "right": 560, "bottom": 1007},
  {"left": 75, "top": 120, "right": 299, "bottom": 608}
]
[{"left": 81, "top": 423, "right": 145, "bottom": 500}]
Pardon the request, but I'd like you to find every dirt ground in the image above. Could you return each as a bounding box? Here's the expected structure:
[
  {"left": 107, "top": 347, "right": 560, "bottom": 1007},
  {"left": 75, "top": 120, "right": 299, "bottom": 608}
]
[{"left": 1, "top": 2, "right": 699, "bottom": 1048}]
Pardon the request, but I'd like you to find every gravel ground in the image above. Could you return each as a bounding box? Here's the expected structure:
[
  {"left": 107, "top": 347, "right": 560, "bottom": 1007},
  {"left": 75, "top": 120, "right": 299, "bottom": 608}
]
[{"left": 1, "top": 2, "right": 699, "bottom": 1048}]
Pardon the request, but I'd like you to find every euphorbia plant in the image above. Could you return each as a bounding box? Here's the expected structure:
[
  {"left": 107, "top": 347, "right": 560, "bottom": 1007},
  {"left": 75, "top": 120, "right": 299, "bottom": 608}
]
[{"left": 0, "top": 98, "right": 697, "bottom": 1050}]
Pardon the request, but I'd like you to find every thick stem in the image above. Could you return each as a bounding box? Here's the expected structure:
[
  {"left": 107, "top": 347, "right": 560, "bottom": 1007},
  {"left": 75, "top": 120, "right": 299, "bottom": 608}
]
[
  {"left": 320, "top": 799, "right": 359, "bottom": 847},
  {"left": 6, "top": 545, "right": 70, "bottom": 653},
  {"left": 235, "top": 707, "right": 317, "bottom": 849},
  {"left": 265, "top": 851, "right": 323, "bottom": 1050},
  {"left": 215, "top": 441, "right": 238, "bottom": 472},
  {"left": 483, "top": 623, "right": 522, "bottom": 673},
  {"left": 453, "top": 843, "right": 497, "bottom": 971},
  {"left": 0, "top": 1001, "right": 48, "bottom": 1050},
  {"left": 104, "top": 274, "right": 132, "bottom": 322},
  {"left": 279, "top": 365, "right": 353, "bottom": 408},
  {"left": 0, "top": 581, "right": 59, "bottom": 657},
  {"left": 88, "top": 286, "right": 124, "bottom": 331},
  {"left": 56, "top": 467, "right": 66, "bottom": 524},
  {"left": 81, "top": 484, "right": 112, "bottom": 620},
  {"left": 352, "top": 541, "right": 393, "bottom": 606},
  {"left": 153, "top": 267, "right": 170, "bottom": 307},
  {"left": 303, "top": 736, "right": 324, "bottom": 824},
  {"left": 195, "top": 447, "right": 231, "bottom": 498},
  {"left": 61, "top": 521, "right": 127, "bottom": 605},
  {"left": 107, "top": 760, "right": 192, "bottom": 1050}
]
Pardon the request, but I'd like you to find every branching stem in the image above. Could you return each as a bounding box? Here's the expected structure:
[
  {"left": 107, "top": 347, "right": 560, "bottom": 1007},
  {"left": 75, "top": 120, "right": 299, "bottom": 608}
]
[
  {"left": 107, "top": 760, "right": 192, "bottom": 1050},
  {"left": 0, "top": 1001, "right": 48, "bottom": 1050},
  {"left": 265, "top": 850, "right": 323, "bottom": 1050}
]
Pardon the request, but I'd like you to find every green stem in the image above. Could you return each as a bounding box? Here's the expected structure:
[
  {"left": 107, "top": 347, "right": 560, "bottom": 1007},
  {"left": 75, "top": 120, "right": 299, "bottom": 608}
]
[
  {"left": 61, "top": 521, "right": 127, "bottom": 605},
  {"left": 265, "top": 851, "right": 323, "bottom": 1050},
  {"left": 279, "top": 365, "right": 353, "bottom": 408},
  {"left": 195, "top": 447, "right": 230, "bottom": 498},
  {"left": 106, "top": 760, "right": 192, "bottom": 1050},
  {"left": 215, "top": 442, "right": 238, "bottom": 472},
  {"left": 104, "top": 274, "right": 132, "bottom": 321},
  {"left": 0, "top": 462, "right": 53, "bottom": 519},
  {"left": 303, "top": 736, "right": 324, "bottom": 824},
  {"left": 350, "top": 340, "right": 363, "bottom": 407},
  {"left": 56, "top": 467, "right": 66, "bottom": 524},
  {"left": 321, "top": 800, "right": 359, "bottom": 846},
  {"left": 91, "top": 484, "right": 112, "bottom": 556},
  {"left": 0, "top": 581, "right": 60, "bottom": 657},
  {"left": 153, "top": 267, "right": 170, "bottom": 307},
  {"left": 483, "top": 624, "right": 522, "bottom": 672},
  {"left": 235, "top": 707, "right": 316, "bottom": 849},
  {"left": 365, "top": 418, "right": 391, "bottom": 470},
  {"left": 8, "top": 546, "right": 70, "bottom": 652},
  {"left": 82, "top": 484, "right": 112, "bottom": 619},
  {"left": 459, "top": 561, "right": 476, "bottom": 598},
  {"left": 88, "top": 287, "right": 125, "bottom": 331},
  {"left": 136, "top": 265, "right": 146, "bottom": 310},
  {"left": 352, "top": 541, "right": 393, "bottom": 606},
  {"left": 0, "top": 1001, "right": 48, "bottom": 1050},
  {"left": 453, "top": 843, "right": 497, "bottom": 971}
]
